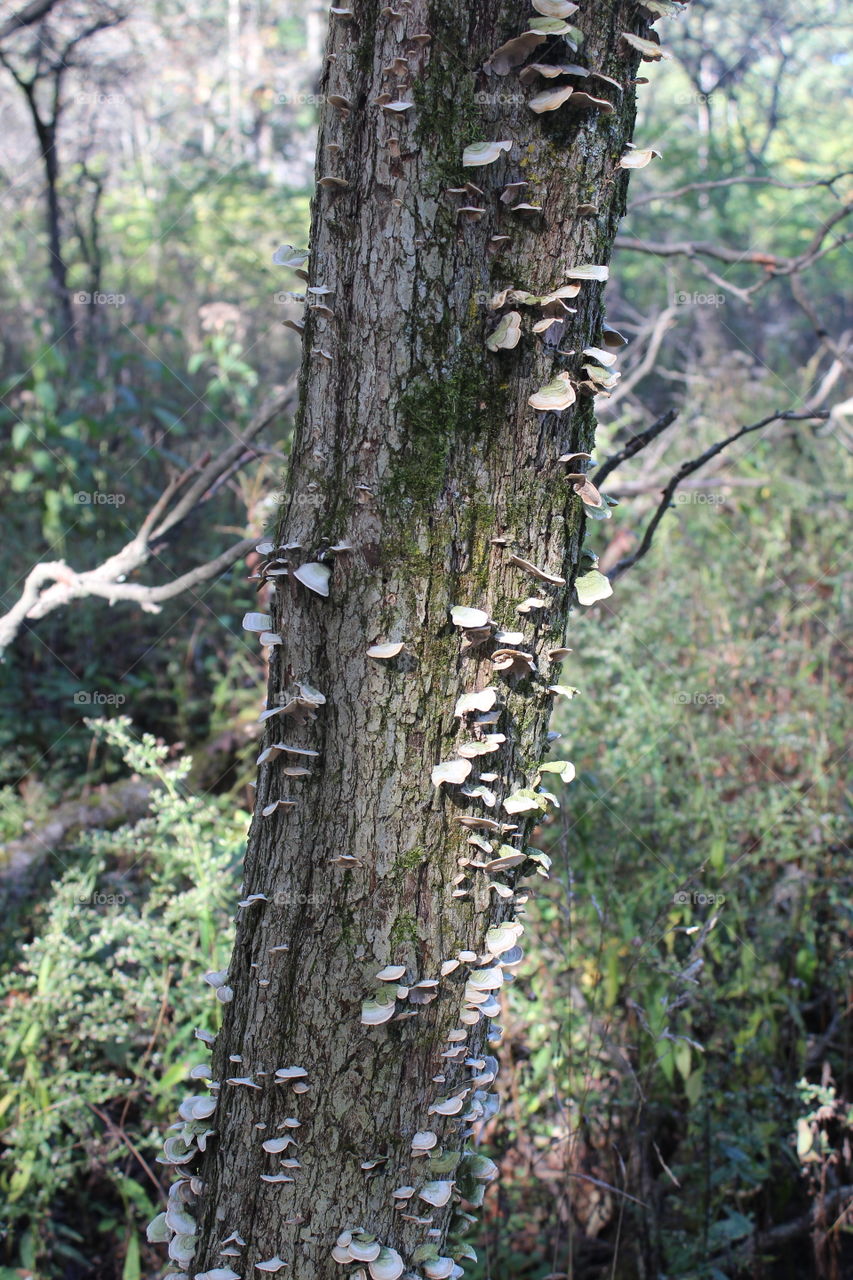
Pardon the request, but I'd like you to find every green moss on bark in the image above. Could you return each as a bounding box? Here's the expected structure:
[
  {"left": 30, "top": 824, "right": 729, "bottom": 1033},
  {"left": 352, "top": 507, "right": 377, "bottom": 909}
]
[
  {"left": 383, "top": 361, "right": 500, "bottom": 512},
  {"left": 389, "top": 911, "right": 420, "bottom": 948}
]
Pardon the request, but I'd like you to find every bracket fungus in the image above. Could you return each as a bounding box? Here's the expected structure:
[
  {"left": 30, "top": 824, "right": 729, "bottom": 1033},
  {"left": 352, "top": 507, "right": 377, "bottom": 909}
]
[
  {"left": 620, "top": 31, "right": 670, "bottom": 59},
  {"left": 569, "top": 91, "right": 615, "bottom": 113},
  {"left": 537, "top": 759, "right": 576, "bottom": 784},
  {"left": 485, "top": 311, "right": 522, "bottom": 352},
  {"left": 565, "top": 472, "right": 606, "bottom": 513},
  {"left": 533, "top": 0, "right": 579, "bottom": 14},
  {"left": 292, "top": 561, "right": 331, "bottom": 596},
  {"left": 506, "top": 553, "right": 566, "bottom": 586},
  {"left": 528, "top": 373, "right": 576, "bottom": 412},
  {"left": 485, "top": 32, "right": 545, "bottom": 74},
  {"left": 431, "top": 758, "right": 473, "bottom": 788},
  {"left": 274, "top": 1066, "right": 308, "bottom": 1081},
  {"left": 566, "top": 264, "right": 610, "bottom": 282},
  {"left": 485, "top": 921, "right": 525, "bottom": 956},
  {"left": 528, "top": 85, "right": 574, "bottom": 113},
  {"left": 272, "top": 246, "right": 309, "bottom": 268},
  {"left": 368, "top": 1249, "right": 404, "bottom": 1280},
  {"left": 520, "top": 60, "right": 587, "bottom": 83},
  {"left": 454, "top": 686, "right": 498, "bottom": 717},
  {"left": 242, "top": 612, "right": 272, "bottom": 632},
  {"left": 450, "top": 605, "right": 491, "bottom": 630},
  {"left": 361, "top": 997, "right": 396, "bottom": 1025},
  {"left": 462, "top": 140, "right": 512, "bottom": 167},
  {"left": 411, "top": 1129, "right": 438, "bottom": 1153},
  {"left": 457, "top": 735, "right": 505, "bottom": 758},
  {"left": 375, "top": 964, "right": 407, "bottom": 982},
  {"left": 418, "top": 1180, "right": 455, "bottom": 1207},
  {"left": 366, "top": 641, "right": 405, "bottom": 659},
  {"left": 619, "top": 146, "right": 662, "bottom": 169}
]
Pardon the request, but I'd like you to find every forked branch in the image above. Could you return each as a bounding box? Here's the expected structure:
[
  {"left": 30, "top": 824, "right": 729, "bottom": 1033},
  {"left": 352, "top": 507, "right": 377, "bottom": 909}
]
[
  {"left": 0, "top": 380, "right": 297, "bottom": 654},
  {"left": 608, "top": 409, "right": 831, "bottom": 581}
]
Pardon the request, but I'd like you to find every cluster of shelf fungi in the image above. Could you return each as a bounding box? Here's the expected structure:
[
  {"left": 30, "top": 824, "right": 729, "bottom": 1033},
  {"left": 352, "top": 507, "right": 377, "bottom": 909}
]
[{"left": 146, "top": 0, "right": 673, "bottom": 1274}]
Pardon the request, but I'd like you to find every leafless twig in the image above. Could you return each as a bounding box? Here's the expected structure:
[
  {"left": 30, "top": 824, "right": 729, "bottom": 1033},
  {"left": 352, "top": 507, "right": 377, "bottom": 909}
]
[
  {"left": 609, "top": 409, "right": 830, "bottom": 581},
  {"left": 0, "top": 380, "right": 297, "bottom": 654},
  {"left": 628, "top": 170, "right": 853, "bottom": 211},
  {"left": 592, "top": 410, "right": 679, "bottom": 488}
]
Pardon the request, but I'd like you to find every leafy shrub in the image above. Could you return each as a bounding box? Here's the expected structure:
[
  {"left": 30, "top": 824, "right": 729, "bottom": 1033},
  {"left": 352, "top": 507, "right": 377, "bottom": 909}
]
[{"left": 0, "top": 718, "right": 244, "bottom": 1278}]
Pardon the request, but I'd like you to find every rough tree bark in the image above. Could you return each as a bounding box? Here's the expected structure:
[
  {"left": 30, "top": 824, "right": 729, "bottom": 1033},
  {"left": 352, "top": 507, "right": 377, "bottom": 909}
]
[{"left": 157, "top": 3, "right": 658, "bottom": 1277}]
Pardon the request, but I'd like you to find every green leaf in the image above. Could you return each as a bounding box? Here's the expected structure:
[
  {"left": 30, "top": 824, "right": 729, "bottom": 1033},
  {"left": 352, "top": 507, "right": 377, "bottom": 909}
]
[
  {"left": 122, "top": 1231, "right": 141, "bottom": 1280},
  {"left": 575, "top": 569, "right": 613, "bottom": 605},
  {"left": 538, "top": 759, "right": 576, "bottom": 783}
]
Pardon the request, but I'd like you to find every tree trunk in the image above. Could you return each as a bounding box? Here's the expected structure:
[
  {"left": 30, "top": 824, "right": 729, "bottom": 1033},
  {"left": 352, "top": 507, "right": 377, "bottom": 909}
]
[
  {"left": 27, "top": 96, "right": 76, "bottom": 345},
  {"left": 168, "top": 3, "right": 652, "bottom": 1277}
]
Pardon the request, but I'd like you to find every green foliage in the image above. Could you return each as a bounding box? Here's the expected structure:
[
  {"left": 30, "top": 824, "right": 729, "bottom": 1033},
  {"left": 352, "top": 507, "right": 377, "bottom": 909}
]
[
  {"left": 475, "top": 427, "right": 851, "bottom": 1277},
  {"left": 0, "top": 719, "right": 244, "bottom": 1276}
]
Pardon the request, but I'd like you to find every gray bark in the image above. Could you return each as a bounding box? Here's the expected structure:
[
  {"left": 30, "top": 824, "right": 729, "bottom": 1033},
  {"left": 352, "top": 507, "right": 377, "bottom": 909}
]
[{"left": 168, "top": 3, "right": 651, "bottom": 1277}]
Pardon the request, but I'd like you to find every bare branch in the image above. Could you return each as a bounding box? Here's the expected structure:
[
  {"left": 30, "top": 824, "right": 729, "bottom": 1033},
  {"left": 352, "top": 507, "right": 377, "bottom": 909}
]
[
  {"left": 720, "top": 1184, "right": 853, "bottom": 1264},
  {"left": 0, "top": 378, "right": 298, "bottom": 654},
  {"left": 628, "top": 170, "right": 853, "bottom": 211},
  {"left": 614, "top": 199, "right": 853, "bottom": 295},
  {"left": 592, "top": 410, "right": 679, "bottom": 488},
  {"left": 609, "top": 410, "right": 831, "bottom": 581},
  {"left": 149, "top": 385, "right": 294, "bottom": 540},
  {"left": 598, "top": 308, "right": 679, "bottom": 416},
  {"left": 0, "top": 0, "right": 61, "bottom": 42}
]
